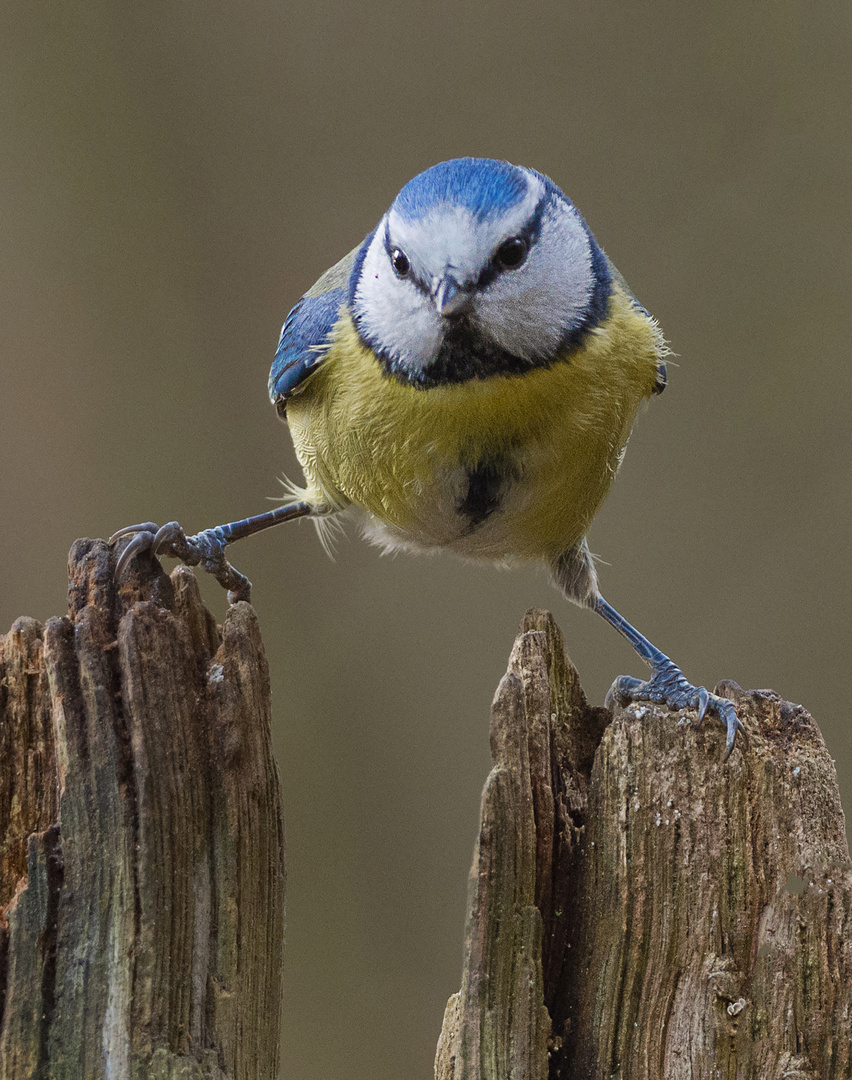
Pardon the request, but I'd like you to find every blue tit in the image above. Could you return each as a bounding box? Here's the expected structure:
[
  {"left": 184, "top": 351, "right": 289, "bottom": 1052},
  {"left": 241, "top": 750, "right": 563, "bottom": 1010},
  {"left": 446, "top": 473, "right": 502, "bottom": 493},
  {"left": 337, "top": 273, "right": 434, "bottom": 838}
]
[{"left": 113, "top": 157, "right": 745, "bottom": 756}]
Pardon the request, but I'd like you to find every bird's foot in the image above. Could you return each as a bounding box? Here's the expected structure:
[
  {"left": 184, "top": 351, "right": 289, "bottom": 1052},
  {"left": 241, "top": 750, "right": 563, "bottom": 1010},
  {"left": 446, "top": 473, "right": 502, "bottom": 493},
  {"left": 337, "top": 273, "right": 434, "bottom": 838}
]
[
  {"left": 605, "top": 658, "right": 747, "bottom": 760},
  {"left": 110, "top": 521, "right": 252, "bottom": 603}
]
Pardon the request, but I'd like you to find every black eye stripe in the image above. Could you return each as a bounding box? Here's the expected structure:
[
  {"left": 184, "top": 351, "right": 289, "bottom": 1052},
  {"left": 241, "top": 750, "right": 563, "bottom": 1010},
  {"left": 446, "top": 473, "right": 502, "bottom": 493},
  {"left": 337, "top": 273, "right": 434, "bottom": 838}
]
[
  {"left": 381, "top": 190, "right": 548, "bottom": 295},
  {"left": 475, "top": 195, "right": 547, "bottom": 290}
]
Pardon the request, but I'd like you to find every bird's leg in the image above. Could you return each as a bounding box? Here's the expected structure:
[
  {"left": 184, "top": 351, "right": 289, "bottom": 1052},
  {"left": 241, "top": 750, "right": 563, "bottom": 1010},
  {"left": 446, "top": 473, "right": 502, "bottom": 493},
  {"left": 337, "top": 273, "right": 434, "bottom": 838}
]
[
  {"left": 594, "top": 596, "right": 747, "bottom": 759},
  {"left": 110, "top": 501, "right": 313, "bottom": 603}
]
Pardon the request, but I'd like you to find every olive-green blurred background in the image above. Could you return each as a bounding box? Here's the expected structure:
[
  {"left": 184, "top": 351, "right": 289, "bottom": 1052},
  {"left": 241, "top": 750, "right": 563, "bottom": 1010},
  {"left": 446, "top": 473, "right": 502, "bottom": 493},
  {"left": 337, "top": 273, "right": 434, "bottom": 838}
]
[{"left": 1, "top": 2, "right": 849, "bottom": 1076}]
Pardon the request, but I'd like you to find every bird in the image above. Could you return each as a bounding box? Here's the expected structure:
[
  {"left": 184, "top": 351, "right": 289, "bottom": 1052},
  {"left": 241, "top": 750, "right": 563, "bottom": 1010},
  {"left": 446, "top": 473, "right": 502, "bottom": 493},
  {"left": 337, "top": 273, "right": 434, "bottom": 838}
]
[{"left": 112, "top": 157, "right": 745, "bottom": 756}]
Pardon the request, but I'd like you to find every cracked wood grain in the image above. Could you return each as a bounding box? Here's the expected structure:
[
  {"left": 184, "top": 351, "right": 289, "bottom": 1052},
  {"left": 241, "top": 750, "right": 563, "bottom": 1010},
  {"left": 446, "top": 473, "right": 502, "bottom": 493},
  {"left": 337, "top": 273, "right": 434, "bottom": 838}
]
[
  {"left": 0, "top": 540, "right": 284, "bottom": 1079},
  {"left": 3, "top": 546, "right": 849, "bottom": 1078},
  {"left": 436, "top": 610, "right": 852, "bottom": 1080}
]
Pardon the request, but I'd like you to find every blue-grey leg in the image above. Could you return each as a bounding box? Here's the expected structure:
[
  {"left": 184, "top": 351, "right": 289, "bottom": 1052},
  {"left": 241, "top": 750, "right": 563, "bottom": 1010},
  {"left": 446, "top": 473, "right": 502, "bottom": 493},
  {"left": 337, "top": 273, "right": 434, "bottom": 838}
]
[
  {"left": 595, "top": 596, "right": 746, "bottom": 759},
  {"left": 110, "top": 501, "right": 312, "bottom": 603}
]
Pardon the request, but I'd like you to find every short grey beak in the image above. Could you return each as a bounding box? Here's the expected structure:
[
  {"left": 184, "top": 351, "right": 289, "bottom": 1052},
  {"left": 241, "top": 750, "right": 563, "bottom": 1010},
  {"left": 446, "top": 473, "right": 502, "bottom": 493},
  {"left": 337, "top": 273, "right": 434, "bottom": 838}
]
[{"left": 433, "top": 275, "right": 472, "bottom": 317}]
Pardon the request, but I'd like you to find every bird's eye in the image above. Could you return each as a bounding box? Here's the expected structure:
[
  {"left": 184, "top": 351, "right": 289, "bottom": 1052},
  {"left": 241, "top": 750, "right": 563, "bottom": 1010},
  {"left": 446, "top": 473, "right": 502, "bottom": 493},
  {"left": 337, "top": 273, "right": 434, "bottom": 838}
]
[
  {"left": 391, "top": 248, "right": 411, "bottom": 277},
  {"left": 494, "top": 237, "right": 528, "bottom": 270}
]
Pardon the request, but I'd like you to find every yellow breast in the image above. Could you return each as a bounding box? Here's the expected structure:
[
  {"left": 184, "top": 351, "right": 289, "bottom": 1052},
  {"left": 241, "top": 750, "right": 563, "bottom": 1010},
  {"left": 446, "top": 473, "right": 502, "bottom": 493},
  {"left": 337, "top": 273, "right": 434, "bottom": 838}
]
[{"left": 284, "top": 282, "right": 663, "bottom": 563}]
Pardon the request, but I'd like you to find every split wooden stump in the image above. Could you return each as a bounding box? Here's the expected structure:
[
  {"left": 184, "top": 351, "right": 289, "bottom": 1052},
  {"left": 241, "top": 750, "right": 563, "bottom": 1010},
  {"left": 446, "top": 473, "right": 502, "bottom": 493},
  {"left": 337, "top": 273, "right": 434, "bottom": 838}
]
[
  {"left": 436, "top": 612, "right": 852, "bottom": 1080},
  {"left": 0, "top": 540, "right": 284, "bottom": 1079},
  {"left": 1, "top": 542, "right": 850, "bottom": 1078}
]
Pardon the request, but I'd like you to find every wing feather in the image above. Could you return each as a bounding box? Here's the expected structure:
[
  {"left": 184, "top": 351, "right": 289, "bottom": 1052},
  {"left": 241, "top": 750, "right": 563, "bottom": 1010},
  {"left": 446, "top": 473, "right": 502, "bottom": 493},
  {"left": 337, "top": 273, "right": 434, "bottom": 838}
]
[{"left": 268, "top": 245, "right": 361, "bottom": 404}]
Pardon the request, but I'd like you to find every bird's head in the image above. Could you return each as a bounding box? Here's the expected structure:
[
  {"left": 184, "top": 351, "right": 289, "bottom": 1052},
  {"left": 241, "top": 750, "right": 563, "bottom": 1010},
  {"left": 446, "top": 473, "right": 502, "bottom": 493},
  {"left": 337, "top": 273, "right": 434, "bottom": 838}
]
[{"left": 350, "top": 158, "right": 611, "bottom": 384}]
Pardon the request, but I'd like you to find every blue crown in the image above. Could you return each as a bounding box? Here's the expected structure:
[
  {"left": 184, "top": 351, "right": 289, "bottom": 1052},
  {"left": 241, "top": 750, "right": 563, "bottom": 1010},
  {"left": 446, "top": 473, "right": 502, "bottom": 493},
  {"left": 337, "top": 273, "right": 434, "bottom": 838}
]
[{"left": 392, "top": 158, "right": 529, "bottom": 223}]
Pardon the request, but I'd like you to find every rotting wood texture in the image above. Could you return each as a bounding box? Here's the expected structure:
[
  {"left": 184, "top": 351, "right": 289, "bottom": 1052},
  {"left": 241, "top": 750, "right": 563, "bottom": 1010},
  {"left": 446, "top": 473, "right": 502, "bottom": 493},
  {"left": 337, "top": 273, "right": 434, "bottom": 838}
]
[
  {"left": 436, "top": 610, "right": 852, "bottom": 1080},
  {"left": 0, "top": 539, "right": 285, "bottom": 1080}
]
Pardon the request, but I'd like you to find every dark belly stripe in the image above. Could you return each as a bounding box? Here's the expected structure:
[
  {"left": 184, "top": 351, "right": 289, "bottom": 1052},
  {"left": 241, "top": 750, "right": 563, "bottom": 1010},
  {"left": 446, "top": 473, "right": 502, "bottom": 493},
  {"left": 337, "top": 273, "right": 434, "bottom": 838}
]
[{"left": 458, "top": 459, "right": 512, "bottom": 528}]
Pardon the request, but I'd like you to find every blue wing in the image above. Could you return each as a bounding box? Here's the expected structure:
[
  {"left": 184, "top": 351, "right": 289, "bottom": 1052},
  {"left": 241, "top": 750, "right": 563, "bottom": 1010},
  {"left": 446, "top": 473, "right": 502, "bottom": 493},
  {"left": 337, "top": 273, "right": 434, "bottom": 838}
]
[{"left": 268, "top": 245, "right": 361, "bottom": 405}]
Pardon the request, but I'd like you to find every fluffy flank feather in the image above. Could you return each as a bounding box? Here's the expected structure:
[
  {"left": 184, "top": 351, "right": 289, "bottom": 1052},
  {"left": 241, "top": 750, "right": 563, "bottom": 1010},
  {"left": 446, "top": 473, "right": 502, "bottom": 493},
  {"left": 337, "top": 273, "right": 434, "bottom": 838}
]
[
  {"left": 271, "top": 474, "right": 346, "bottom": 559},
  {"left": 313, "top": 513, "right": 346, "bottom": 559}
]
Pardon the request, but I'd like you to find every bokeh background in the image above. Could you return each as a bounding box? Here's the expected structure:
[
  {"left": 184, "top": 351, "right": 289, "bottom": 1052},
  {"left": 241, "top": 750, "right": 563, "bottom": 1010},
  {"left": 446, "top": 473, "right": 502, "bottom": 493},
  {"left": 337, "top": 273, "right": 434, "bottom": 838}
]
[{"left": 1, "top": 2, "right": 849, "bottom": 1076}]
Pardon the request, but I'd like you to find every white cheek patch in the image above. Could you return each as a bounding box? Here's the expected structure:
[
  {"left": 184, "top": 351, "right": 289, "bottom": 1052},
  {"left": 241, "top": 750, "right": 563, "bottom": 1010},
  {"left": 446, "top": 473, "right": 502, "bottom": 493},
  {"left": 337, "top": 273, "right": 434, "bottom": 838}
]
[
  {"left": 353, "top": 217, "right": 444, "bottom": 372},
  {"left": 475, "top": 200, "right": 594, "bottom": 361}
]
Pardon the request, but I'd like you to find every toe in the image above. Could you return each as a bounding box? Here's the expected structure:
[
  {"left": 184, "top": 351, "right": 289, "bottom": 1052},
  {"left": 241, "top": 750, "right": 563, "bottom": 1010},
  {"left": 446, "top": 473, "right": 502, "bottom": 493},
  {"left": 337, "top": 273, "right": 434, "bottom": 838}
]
[
  {"left": 152, "top": 521, "right": 185, "bottom": 556},
  {"left": 606, "top": 662, "right": 747, "bottom": 761},
  {"left": 605, "top": 675, "right": 645, "bottom": 709}
]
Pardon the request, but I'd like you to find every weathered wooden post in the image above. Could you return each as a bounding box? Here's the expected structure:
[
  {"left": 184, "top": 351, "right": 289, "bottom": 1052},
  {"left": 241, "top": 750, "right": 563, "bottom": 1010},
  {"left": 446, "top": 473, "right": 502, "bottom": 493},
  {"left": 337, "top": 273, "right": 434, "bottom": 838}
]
[
  {"left": 0, "top": 540, "right": 285, "bottom": 1079},
  {"left": 3, "top": 548, "right": 850, "bottom": 1078},
  {"left": 436, "top": 611, "right": 852, "bottom": 1079}
]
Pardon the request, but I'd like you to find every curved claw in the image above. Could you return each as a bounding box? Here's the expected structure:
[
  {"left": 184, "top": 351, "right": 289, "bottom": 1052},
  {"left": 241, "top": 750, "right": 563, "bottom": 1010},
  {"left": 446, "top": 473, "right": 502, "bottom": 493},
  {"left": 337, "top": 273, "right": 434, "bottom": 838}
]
[
  {"left": 109, "top": 519, "right": 253, "bottom": 604},
  {"left": 112, "top": 520, "right": 192, "bottom": 578},
  {"left": 113, "top": 528, "right": 158, "bottom": 577},
  {"left": 109, "top": 521, "right": 159, "bottom": 542},
  {"left": 717, "top": 698, "right": 748, "bottom": 761},
  {"left": 606, "top": 659, "right": 747, "bottom": 760}
]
